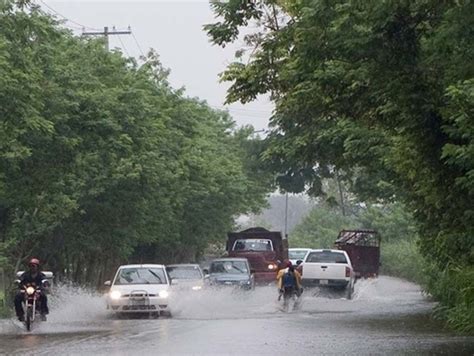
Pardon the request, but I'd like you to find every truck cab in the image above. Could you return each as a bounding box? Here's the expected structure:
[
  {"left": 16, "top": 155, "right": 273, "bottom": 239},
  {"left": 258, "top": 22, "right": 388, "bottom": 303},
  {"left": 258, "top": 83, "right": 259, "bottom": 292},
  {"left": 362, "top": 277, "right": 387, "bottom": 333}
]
[{"left": 226, "top": 227, "right": 288, "bottom": 284}]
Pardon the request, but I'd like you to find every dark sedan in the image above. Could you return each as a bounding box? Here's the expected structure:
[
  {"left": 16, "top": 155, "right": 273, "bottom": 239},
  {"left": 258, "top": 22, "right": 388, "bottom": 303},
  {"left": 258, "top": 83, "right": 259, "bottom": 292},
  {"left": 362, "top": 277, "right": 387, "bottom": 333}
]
[{"left": 205, "top": 258, "right": 255, "bottom": 290}]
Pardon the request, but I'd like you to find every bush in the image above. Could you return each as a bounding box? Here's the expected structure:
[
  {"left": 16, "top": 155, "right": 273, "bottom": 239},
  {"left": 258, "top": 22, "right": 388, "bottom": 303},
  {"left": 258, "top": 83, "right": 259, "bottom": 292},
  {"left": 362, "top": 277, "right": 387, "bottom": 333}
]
[
  {"left": 426, "top": 265, "right": 474, "bottom": 334},
  {"left": 0, "top": 291, "right": 11, "bottom": 318},
  {"left": 380, "top": 239, "right": 427, "bottom": 285}
]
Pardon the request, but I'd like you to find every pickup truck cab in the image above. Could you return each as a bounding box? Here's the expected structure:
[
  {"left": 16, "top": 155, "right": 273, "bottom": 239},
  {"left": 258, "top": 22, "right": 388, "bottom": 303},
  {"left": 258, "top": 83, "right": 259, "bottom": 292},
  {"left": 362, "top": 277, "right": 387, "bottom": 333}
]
[
  {"left": 226, "top": 227, "right": 288, "bottom": 284},
  {"left": 300, "top": 249, "right": 355, "bottom": 299}
]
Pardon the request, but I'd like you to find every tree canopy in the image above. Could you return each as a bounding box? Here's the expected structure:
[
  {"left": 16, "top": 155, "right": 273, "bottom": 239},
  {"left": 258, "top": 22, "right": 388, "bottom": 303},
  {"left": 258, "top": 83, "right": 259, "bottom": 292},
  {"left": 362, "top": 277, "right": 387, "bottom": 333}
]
[
  {"left": 205, "top": 0, "right": 473, "bottom": 267},
  {"left": 206, "top": 0, "right": 474, "bottom": 332},
  {"left": 0, "top": 1, "right": 272, "bottom": 284}
]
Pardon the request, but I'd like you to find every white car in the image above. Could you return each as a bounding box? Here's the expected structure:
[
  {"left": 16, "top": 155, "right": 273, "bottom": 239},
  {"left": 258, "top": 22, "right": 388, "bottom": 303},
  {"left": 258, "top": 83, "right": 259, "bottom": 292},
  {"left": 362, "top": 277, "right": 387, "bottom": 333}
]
[
  {"left": 105, "top": 264, "right": 171, "bottom": 316},
  {"left": 300, "top": 249, "right": 355, "bottom": 299},
  {"left": 166, "top": 264, "right": 204, "bottom": 291},
  {"left": 288, "top": 248, "right": 311, "bottom": 265}
]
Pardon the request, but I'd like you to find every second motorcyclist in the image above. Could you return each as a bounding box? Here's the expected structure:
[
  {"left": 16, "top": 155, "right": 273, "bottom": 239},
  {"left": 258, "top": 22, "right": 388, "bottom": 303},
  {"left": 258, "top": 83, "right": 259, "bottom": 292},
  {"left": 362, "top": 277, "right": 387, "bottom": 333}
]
[{"left": 276, "top": 260, "right": 303, "bottom": 302}]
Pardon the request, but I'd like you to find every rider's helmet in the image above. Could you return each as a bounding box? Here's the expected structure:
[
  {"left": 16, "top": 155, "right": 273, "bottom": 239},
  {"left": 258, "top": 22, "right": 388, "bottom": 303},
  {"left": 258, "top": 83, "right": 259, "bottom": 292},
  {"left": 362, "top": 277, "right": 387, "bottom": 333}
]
[{"left": 28, "top": 258, "right": 40, "bottom": 267}]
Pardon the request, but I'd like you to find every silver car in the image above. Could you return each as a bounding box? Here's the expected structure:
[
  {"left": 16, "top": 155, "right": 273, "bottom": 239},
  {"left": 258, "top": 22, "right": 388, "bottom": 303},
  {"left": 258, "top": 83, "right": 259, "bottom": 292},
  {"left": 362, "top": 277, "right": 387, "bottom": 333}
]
[{"left": 166, "top": 264, "right": 204, "bottom": 291}]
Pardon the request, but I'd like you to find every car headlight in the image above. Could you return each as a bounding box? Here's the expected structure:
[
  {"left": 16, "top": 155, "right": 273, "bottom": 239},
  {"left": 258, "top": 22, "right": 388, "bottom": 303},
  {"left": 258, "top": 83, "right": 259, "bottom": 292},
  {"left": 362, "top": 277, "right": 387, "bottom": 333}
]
[
  {"left": 192, "top": 286, "right": 202, "bottom": 291},
  {"left": 110, "top": 290, "right": 121, "bottom": 300},
  {"left": 158, "top": 290, "right": 169, "bottom": 298},
  {"left": 268, "top": 263, "right": 277, "bottom": 270},
  {"left": 26, "top": 287, "right": 35, "bottom": 295}
]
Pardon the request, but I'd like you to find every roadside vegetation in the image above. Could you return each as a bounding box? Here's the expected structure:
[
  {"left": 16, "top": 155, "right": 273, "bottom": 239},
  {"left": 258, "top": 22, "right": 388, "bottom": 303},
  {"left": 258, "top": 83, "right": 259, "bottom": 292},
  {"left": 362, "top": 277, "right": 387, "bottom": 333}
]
[
  {"left": 206, "top": 0, "right": 473, "bottom": 333},
  {"left": 0, "top": 1, "right": 273, "bottom": 290},
  {"left": 289, "top": 201, "right": 426, "bottom": 285}
]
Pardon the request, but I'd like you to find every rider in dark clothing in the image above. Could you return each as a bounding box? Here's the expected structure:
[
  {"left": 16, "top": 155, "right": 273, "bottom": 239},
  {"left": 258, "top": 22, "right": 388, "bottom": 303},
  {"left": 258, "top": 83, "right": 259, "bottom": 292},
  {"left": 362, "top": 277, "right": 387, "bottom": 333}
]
[{"left": 14, "top": 258, "right": 49, "bottom": 322}]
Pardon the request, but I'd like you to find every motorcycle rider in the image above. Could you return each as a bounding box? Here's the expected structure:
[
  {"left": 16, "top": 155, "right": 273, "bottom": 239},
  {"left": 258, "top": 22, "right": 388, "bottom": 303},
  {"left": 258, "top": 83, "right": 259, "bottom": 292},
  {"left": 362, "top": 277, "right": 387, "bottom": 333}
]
[
  {"left": 14, "top": 258, "right": 49, "bottom": 322},
  {"left": 276, "top": 260, "right": 303, "bottom": 300}
]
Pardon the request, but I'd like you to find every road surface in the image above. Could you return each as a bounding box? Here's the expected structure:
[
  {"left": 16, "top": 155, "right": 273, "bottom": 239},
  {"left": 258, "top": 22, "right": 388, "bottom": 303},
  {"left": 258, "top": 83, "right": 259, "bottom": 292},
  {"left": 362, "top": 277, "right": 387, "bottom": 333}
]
[{"left": 0, "top": 276, "right": 473, "bottom": 355}]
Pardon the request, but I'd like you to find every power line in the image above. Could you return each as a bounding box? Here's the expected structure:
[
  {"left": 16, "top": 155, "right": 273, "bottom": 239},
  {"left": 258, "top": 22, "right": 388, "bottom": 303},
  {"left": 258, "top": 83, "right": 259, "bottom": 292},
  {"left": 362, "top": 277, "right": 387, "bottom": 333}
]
[
  {"left": 131, "top": 32, "right": 146, "bottom": 58},
  {"left": 83, "top": 26, "right": 132, "bottom": 52},
  {"left": 117, "top": 34, "right": 131, "bottom": 58},
  {"left": 39, "top": 0, "right": 100, "bottom": 31}
]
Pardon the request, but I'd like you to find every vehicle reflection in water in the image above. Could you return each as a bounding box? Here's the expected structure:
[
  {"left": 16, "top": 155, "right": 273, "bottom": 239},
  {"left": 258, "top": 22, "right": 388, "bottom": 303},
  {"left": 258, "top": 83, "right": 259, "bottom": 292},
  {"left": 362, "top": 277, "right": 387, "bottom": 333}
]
[{"left": 0, "top": 276, "right": 472, "bottom": 355}]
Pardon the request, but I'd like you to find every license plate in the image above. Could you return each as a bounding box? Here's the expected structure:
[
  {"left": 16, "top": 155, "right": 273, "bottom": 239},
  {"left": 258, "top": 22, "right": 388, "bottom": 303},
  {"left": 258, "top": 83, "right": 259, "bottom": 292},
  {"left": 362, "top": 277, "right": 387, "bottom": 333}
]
[
  {"left": 224, "top": 281, "right": 233, "bottom": 285},
  {"left": 319, "top": 279, "right": 328, "bottom": 285},
  {"left": 131, "top": 299, "right": 145, "bottom": 305}
]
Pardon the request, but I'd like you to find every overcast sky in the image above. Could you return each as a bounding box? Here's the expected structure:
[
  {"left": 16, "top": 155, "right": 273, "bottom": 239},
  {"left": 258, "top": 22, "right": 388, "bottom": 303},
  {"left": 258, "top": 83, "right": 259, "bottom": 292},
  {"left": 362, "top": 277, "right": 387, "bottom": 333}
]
[{"left": 40, "top": 0, "right": 273, "bottom": 131}]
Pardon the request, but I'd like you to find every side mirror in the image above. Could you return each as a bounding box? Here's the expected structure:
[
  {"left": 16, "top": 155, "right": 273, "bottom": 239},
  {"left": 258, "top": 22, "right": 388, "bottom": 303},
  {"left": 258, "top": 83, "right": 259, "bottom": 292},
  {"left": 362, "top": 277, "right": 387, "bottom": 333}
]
[
  {"left": 296, "top": 260, "right": 303, "bottom": 266},
  {"left": 202, "top": 269, "right": 209, "bottom": 275},
  {"left": 250, "top": 269, "right": 256, "bottom": 275},
  {"left": 14, "top": 279, "right": 21, "bottom": 286},
  {"left": 104, "top": 280, "right": 111, "bottom": 287}
]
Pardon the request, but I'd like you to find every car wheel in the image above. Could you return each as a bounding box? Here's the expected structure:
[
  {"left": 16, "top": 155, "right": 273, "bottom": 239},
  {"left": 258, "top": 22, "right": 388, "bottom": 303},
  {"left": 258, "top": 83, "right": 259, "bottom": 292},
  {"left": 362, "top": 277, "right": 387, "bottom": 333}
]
[{"left": 160, "top": 310, "right": 172, "bottom": 318}]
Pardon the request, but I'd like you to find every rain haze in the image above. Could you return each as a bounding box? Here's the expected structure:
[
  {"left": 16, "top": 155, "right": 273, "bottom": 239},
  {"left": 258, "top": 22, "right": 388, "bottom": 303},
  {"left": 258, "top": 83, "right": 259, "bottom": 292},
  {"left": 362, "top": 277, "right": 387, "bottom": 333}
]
[
  {"left": 38, "top": 0, "right": 273, "bottom": 131},
  {"left": 1, "top": 1, "right": 473, "bottom": 354}
]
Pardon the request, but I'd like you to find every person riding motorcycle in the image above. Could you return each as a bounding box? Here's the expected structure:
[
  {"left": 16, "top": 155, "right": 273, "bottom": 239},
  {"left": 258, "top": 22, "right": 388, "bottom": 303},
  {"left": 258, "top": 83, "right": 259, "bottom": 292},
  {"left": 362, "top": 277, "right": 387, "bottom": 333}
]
[
  {"left": 14, "top": 258, "right": 49, "bottom": 322},
  {"left": 276, "top": 260, "right": 303, "bottom": 299}
]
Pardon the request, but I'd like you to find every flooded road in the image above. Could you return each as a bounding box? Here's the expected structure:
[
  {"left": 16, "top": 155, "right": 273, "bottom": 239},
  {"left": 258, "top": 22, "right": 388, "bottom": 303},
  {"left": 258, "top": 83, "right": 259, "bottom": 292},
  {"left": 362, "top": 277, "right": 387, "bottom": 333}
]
[{"left": 1, "top": 276, "right": 473, "bottom": 355}]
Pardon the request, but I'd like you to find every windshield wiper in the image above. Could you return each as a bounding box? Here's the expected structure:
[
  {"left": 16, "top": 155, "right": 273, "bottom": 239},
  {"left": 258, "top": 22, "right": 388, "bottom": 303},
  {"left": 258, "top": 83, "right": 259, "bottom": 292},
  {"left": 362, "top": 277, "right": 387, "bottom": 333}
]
[
  {"left": 232, "top": 265, "right": 245, "bottom": 273},
  {"left": 148, "top": 269, "right": 163, "bottom": 283}
]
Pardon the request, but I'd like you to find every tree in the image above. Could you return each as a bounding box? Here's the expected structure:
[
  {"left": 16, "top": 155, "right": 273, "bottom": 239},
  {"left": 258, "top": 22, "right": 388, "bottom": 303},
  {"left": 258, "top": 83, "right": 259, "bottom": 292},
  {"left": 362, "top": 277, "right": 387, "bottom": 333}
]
[
  {"left": 205, "top": 0, "right": 474, "bottom": 267},
  {"left": 0, "top": 2, "right": 273, "bottom": 286}
]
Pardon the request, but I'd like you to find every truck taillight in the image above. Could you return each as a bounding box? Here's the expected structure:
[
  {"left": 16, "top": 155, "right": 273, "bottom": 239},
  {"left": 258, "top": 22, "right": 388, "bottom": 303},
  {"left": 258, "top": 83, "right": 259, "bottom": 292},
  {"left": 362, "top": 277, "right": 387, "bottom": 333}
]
[{"left": 345, "top": 267, "right": 351, "bottom": 277}]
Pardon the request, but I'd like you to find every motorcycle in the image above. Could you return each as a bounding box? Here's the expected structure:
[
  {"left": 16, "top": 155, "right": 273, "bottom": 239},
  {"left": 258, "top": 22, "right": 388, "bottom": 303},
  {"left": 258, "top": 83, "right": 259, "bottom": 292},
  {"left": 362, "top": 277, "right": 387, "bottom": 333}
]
[
  {"left": 20, "top": 284, "right": 44, "bottom": 331},
  {"left": 15, "top": 279, "right": 50, "bottom": 332}
]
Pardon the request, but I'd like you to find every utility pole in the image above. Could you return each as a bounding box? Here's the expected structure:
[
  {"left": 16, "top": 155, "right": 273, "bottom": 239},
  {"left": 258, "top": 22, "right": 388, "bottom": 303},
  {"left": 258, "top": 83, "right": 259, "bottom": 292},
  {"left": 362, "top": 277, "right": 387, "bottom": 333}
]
[
  {"left": 82, "top": 26, "right": 132, "bottom": 51},
  {"left": 284, "top": 192, "right": 289, "bottom": 238},
  {"left": 335, "top": 169, "right": 346, "bottom": 216}
]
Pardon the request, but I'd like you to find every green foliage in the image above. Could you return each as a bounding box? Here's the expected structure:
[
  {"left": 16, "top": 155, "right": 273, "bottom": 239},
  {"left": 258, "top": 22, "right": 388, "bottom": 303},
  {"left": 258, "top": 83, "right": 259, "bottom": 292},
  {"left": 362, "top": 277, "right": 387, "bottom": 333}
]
[
  {"left": 428, "top": 265, "right": 474, "bottom": 334},
  {"left": 0, "top": 4, "right": 272, "bottom": 286},
  {"left": 357, "top": 203, "right": 418, "bottom": 243},
  {"left": 290, "top": 204, "right": 357, "bottom": 248},
  {"left": 206, "top": 0, "right": 474, "bottom": 332},
  {"left": 380, "top": 239, "right": 426, "bottom": 285}
]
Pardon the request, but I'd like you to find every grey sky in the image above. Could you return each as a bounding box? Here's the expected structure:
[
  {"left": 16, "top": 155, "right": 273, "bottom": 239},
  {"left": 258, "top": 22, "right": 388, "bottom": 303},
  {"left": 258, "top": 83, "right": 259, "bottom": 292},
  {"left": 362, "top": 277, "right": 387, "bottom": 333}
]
[{"left": 40, "top": 0, "right": 273, "bottom": 131}]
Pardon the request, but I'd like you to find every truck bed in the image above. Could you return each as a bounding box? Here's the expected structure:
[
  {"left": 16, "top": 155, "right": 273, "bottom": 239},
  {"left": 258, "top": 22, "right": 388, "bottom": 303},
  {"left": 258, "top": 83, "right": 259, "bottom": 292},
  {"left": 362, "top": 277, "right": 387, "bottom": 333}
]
[{"left": 301, "top": 250, "right": 352, "bottom": 288}]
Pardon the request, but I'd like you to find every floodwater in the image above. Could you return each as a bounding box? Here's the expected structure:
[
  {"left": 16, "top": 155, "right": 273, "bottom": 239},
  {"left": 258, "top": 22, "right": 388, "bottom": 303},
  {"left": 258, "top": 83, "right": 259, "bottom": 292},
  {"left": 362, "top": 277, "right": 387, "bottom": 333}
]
[{"left": 0, "top": 276, "right": 473, "bottom": 355}]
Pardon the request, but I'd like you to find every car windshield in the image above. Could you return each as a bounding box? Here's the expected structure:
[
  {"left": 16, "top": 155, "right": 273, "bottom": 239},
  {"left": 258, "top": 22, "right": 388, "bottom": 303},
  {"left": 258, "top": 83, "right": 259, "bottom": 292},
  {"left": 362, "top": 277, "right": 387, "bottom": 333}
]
[
  {"left": 166, "top": 266, "right": 202, "bottom": 280},
  {"left": 210, "top": 261, "right": 248, "bottom": 274},
  {"left": 289, "top": 250, "right": 309, "bottom": 260},
  {"left": 306, "top": 251, "right": 348, "bottom": 264},
  {"left": 232, "top": 239, "right": 273, "bottom": 252},
  {"left": 114, "top": 267, "right": 167, "bottom": 285}
]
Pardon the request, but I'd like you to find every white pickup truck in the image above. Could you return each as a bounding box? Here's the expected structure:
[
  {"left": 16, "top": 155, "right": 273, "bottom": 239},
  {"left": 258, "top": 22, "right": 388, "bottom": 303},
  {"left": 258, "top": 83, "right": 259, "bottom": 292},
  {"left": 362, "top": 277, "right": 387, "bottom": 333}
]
[{"left": 300, "top": 249, "right": 355, "bottom": 299}]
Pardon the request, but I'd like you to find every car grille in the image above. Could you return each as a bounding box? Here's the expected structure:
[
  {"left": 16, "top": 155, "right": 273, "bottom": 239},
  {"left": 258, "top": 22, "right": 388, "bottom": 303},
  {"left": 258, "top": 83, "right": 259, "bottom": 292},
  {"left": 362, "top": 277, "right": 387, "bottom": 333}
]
[
  {"left": 122, "top": 305, "right": 157, "bottom": 311},
  {"left": 122, "top": 294, "right": 156, "bottom": 298},
  {"left": 216, "top": 280, "right": 242, "bottom": 286}
]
